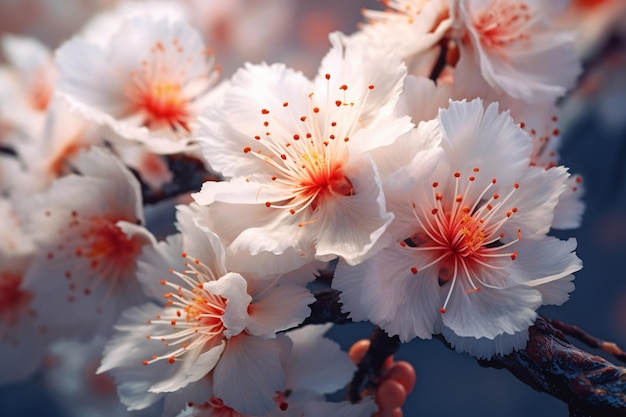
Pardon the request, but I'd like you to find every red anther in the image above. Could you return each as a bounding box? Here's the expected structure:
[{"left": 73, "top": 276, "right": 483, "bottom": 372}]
[
  {"left": 243, "top": 146, "right": 251, "bottom": 153},
  {"left": 335, "top": 100, "right": 342, "bottom": 107},
  {"left": 280, "top": 154, "right": 287, "bottom": 160},
  {"left": 168, "top": 357, "right": 175, "bottom": 364},
  {"left": 514, "top": 183, "right": 520, "bottom": 189},
  {"left": 410, "top": 267, "right": 418, "bottom": 275},
  {"left": 254, "top": 135, "right": 260, "bottom": 140},
  {"left": 454, "top": 171, "right": 461, "bottom": 178},
  {"left": 473, "top": 167, "right": 480, "bottom": 172},
  {"left": 313, "top": 107, "right": 320, "bottom": 113},
  {"left": 325, "top": 73, "right": 331, "bottom": 80},
  {"left": 493, "top": 193, "right": 499, "bottom": 199},
  {"left": 435, "top": 192, "right": 443, "bottom": 200},
  {"left": 293, "top": 134, "right": 300, "bottom": 140},
  {"left": 300, "top": 116, "right": 306, "bottom": 121},
  {"left": 261, "top": 109, "right": 269, "bottom": 115},
  {"left": 265, "top": 202, "right": 271, "bottom": 207},
  {"left": 340, "top": 84, "right": 348, "bottom": 90},
  {"left": 432, "top": 208, "right": 438, "bottom": 215},
  {"left": 511, "top": 252, "right": 518, "bottom": 260},
  {"left": 432, "top": 181, "right": 439, "bottom": 187},
  {"left": 368, "top": 85, "right": 375, "bottom": 89},
  {"left": 439, "top": 308, "right": 446, "bottom": 314},
  {"left": 469, "top": 176, "right": 475, "bottom": 181},
  {"left": 283, "top": 102, "right": 288, "bottom": 107},
  {"left": 455, "top": 195, "right": 462, "bottom": 203}
]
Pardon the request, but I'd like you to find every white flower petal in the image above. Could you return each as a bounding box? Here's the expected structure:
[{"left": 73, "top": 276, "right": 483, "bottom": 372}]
[
  {"left": 246, "top": 279, "right": 314, "bottom": 337},
  {"left": 286, "top": 324, "right": 356, "bottom": 394},
  {"left": 316, "top": 32, "right": 407, "bottom": 129},
  {"left": 442, "top": 280, "right": 541, "bottom": 340},
  {"left": 312, "top": 156, "right": 393, "bottom": 265},
  {"left": 442, "top": 326, "right": 530, "bottom": 360},
  {"left": 213, "top": 333, "right": 289, "bottom": 415},
  {"left": 508, "top": 237, "right": 581, "bottom": 305},
  {"left": 204, "top": 272, "right": 251, "bottom": 337}
]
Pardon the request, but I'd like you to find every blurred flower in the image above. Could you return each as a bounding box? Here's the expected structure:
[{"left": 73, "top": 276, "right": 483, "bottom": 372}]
[
  {"left": 21, "top": 147, "right": 153, "bottom": 340},
  {"left": 0, "top": 34, "right": 56, "bottom": 140},
  {"left": 56, "top": 15, "right": 221, "bottom": 154}
]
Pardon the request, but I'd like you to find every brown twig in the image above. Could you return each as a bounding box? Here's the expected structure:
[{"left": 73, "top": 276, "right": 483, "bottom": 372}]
[
  {"left": 551, "top": 319, "right": 626, "bottom": 365},
  {"left": 347, "top": 327, "right": 401, "bottom": 403}
]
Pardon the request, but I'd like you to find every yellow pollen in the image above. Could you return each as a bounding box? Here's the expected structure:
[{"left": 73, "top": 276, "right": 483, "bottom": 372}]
[{"left": 459, "top": 214, "right": 485, "bottom": 253}]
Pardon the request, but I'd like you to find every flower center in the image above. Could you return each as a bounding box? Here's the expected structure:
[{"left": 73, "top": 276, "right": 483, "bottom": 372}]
[
  {"left": 81, "top": 216, "right": 143, "bottom": 272},
  {"left": 473, "top": 0, "right": 532, "bottom": 50},
  {"left": 124, "top": 39, "right": 219, "bottom": 134},
  {"left": 241, "top": 75, "right": 375, "bottom": 219},
  {"left": 137, "top": 81, "right": 189, "bottom": 129},
  {"left": 143, "top": 254, "right": 227, "bottom": 366},
  {"left": 401, "top": 169, "right": 521, "bottom": 313}
]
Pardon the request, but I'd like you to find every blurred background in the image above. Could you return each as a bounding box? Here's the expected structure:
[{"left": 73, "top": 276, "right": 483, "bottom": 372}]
[{"left": 0, "top": 0, "right": 625, "bottom": 416}]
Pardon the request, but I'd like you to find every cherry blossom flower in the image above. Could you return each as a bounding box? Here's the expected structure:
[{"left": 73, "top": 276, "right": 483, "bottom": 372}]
[
  {"left": 56, "top": 14, "right": 221, "bottom": 154},
  {"left": 98, "top": 204, "right": 315, "bottom": 416},
  {"left": 21, "top": 147, "right": 154, "bottom": 340},
  {"left": 193, "top": 32, "right": 414, "bottom": 274},
  {"left": 452, "top": 0, "right": 580, "bottom": 103},
  {"left": 334, "top": 99, "right": 582, "bottom": 358}
]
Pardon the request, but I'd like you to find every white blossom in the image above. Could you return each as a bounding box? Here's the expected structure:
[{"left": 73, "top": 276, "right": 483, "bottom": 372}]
[{"left": 335, "top": 99, "right": 582, "bottom": 358}]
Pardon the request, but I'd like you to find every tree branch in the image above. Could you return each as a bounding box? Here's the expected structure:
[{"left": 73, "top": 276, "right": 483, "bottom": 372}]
[
  {"left": 306, "top": 290, "right": 626, "bottom": 416},
  {"left": 478, "top": 316, "right": 626, "bottom": 417}
]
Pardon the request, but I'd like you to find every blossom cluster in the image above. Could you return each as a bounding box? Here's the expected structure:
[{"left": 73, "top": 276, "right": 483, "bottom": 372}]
[{"left": 1, "top": 0, "right": 607, "bottom": 416}]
